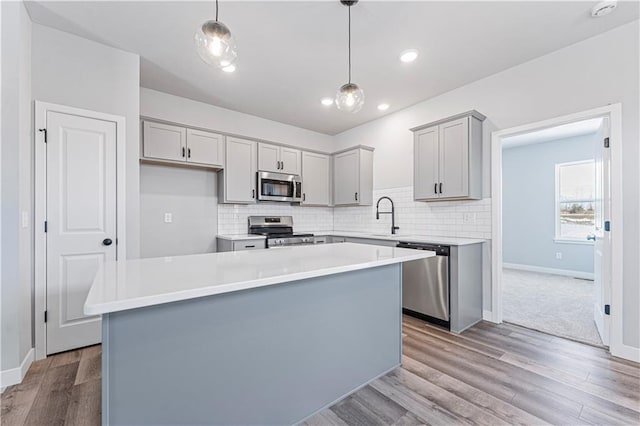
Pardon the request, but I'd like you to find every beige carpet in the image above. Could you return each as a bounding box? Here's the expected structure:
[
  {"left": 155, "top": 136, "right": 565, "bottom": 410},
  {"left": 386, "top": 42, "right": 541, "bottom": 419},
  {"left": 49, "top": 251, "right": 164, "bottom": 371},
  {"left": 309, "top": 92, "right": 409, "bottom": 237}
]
[{"left": 502, "top": 268, "right": 603, "bottom": 346}]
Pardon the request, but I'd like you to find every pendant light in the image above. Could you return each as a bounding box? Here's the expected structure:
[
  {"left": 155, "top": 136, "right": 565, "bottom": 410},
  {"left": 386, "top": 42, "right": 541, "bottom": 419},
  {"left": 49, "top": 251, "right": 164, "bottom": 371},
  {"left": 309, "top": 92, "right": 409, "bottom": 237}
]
[
  {"left": 335, "top": 0, "right": 364, "bottom": 113},
  {"left": 194, "top": 0, "right": 238, "bottom": 69}
]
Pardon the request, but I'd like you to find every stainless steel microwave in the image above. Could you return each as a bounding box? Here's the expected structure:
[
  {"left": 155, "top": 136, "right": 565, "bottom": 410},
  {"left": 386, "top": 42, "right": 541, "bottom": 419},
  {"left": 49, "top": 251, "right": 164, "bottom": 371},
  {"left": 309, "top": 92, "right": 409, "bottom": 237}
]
[{"left": 257, "top": 171, "right": 302, "bottom": 202}]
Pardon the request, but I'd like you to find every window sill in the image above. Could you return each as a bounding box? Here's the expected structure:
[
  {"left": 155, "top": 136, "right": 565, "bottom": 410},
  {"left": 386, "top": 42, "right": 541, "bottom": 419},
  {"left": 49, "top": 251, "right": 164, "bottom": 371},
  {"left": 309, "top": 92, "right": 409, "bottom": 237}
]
[{"left": 554, "top": 238, "right": 594, "bottom": 245}]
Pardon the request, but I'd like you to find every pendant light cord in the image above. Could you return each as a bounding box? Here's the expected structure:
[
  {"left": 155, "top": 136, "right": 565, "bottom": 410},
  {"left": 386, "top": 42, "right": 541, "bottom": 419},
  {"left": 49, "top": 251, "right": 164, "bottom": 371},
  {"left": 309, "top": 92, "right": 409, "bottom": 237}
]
[
  {"left": 348, "top": 4, "right": 352, "bottom": 84},
  {"left": 215, "top": 0, "right": 219, "bottom": 21}
]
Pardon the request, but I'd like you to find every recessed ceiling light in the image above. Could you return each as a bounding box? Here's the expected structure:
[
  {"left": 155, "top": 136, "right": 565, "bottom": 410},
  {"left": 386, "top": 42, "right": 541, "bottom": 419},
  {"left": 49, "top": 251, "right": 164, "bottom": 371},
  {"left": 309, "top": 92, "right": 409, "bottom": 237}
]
[
  {"left": 400, "top": 49, "right": 419, "bottom": 63},
  {"left": 591, "top": 0, "right": 617, "bottom": 17},
  {"left": 321, "top": 98, "right": 334, "bottom": 106},
  {"left": 222, "top": 64, "right": 236, "bottom": 73},
  {"left": 377, "top": 103, "right": 390, "bottom": 111}
]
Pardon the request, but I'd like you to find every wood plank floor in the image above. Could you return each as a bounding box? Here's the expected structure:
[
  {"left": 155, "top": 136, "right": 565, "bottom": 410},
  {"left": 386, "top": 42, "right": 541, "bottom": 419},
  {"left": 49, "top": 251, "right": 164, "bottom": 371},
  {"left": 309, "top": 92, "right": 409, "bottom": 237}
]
[{"left": 2, "top": 316, "right": 638, "bottom": 425}]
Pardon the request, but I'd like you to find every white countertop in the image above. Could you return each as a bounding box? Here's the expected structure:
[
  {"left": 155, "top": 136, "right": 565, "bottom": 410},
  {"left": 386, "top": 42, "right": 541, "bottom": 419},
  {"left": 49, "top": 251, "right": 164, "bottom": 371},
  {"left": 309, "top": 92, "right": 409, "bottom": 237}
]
[
  {"left": 84, "top": 243, "right": 434, "bottom": 315},
  {"left": 316, "top": 231, "right": 485, "bottom": 246},
  {"left": 216, "top": 234, "right": 266, "bottom": 241},
  {"left": 217, "top": 231, "right": 485, "bottom": 246}
]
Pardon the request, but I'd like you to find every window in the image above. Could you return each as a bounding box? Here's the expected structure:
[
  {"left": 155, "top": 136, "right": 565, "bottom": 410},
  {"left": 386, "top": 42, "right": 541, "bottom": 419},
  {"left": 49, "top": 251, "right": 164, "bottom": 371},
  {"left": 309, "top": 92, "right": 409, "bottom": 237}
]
[{"left": 555, "top": 160, "right": 596, "bottom": 241}]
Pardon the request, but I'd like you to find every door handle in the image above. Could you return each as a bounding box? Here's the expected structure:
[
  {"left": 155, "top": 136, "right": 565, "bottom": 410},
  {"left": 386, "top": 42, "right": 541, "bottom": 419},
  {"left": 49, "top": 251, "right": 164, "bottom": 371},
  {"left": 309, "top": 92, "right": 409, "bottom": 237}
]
[
  {"left": 303, "top": 193, "right": 306, "bottom": 202},
  {"left": 434, "top": 183, "right": 438, "bottom": 194},
  {"left": 252, "top": 189, "right": 255, "bottom": 199},
  {"left": 182, "top": 147, "right": 186, "bottom": 158},
  {"left": 103, "top": 238, "right": 113, "bottom": 246},
  {"left": 439, "top": 183, "right": 443, "bottom": 194},
  {"left": 355, "top": 192, "right": 358, "bottom": 201},
  {"left": 187, "top": 148, "right": 191, "bottom": 158}
]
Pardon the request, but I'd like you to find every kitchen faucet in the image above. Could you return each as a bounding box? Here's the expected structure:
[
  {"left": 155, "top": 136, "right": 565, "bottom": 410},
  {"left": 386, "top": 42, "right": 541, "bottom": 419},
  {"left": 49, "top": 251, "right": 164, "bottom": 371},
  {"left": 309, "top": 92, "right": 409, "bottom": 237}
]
[{"left": 376, "top": 196, "right": 400, "bottom": 235}]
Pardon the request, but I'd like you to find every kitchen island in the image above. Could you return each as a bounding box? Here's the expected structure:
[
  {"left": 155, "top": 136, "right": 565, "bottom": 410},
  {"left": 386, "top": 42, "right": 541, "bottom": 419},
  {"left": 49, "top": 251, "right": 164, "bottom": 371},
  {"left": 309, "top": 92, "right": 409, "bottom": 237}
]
[{"left": 85, "top": 243, "right": 433, "bottom": 425}]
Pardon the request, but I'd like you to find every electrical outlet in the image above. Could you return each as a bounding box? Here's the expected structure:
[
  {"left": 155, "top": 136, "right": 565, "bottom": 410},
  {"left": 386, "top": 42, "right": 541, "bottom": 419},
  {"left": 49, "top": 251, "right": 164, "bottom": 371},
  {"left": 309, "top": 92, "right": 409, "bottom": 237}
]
[
  {"left": 556, "top": 252, "right": 562, "bottom": 260},
  {"left": 462, "top": 213, "right": 476, "bottom": 224},
  {"left": 164, "top": 213, "right": 173, "bottom": 223}
]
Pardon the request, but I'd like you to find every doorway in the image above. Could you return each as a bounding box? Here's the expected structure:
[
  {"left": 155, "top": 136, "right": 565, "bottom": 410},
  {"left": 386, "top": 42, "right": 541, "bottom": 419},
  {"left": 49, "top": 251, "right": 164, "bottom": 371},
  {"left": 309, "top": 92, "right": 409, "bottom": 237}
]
[
  {"left": 34, "top": 102, "right": 126, "bottom": 359},
  {"left": 490, "top": 105, "right": 624, "bottom": 356}
]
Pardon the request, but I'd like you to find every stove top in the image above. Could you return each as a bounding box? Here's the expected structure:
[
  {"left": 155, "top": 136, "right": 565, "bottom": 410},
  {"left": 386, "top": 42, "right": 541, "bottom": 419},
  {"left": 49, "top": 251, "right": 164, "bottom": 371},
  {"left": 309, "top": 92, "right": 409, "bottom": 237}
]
[{"left": 247, "top": 216, "right": 314, "bottom": 247}]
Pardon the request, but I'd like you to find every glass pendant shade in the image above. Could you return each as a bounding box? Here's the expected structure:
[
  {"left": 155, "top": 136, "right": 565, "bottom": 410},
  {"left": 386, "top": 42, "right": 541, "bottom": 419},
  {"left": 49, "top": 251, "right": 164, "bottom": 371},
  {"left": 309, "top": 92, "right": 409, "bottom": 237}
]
[
  {"left": 335, "top": 83, "right": 365, "bottom": 113},
  {"left": 194, "top": 20, "right": 237, "bottom": 68}
]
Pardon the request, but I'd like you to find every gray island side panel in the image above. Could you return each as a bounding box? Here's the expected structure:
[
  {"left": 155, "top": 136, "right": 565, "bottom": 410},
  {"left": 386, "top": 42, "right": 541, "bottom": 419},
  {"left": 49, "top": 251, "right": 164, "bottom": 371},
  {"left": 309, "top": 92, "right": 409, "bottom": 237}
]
[{"left": 102, "top": 264, "right": 402, "bottom": 425}]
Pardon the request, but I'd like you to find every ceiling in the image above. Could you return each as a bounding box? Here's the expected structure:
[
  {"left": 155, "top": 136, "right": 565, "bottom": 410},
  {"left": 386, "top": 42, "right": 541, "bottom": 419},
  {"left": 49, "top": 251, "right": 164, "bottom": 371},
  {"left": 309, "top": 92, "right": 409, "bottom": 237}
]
[
  {"left": 502, "top": 117, "right": 603, "bottom": 149},
  {"left": 24, "top": 1, "right": 639, "bottom": 135}
]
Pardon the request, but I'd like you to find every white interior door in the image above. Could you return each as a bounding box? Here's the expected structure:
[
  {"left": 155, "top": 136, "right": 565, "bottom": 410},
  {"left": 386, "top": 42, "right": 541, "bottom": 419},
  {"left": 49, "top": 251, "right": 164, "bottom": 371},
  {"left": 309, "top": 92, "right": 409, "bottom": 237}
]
[
  {"left": 46, "top": 111, "right": 117, "bottom": 354},
  {"left": 593, "top": 117, "right": 610, "bottom": 346}
]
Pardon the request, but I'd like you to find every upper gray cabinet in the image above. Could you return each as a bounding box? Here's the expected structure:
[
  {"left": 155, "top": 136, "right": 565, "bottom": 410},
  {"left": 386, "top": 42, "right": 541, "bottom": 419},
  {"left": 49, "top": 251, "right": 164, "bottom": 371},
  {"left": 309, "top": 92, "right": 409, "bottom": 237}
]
[
  {"left": 412, "top": 111, "right": 485, "bottom": 201},
  {"left": 301, "top": 152, "right": 330, "bottom": 206},
  {"left": 333, "top": 147, "right": 374, "bottom": 206},
  {"left": 258, "top": 142, "right": 301, "bottom": 175},
  {"left": 142, "top": 121, "right": 224, "bottom": 168},
  {"left": 219, "top": 137, "right": 257, "bottom": 204}
]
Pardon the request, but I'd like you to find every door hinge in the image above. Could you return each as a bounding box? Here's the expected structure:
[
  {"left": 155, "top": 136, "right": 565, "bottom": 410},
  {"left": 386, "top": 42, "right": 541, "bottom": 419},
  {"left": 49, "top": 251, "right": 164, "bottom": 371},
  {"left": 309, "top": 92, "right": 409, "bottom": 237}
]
[
  {"left": 39, "top": 128, "right": 47, "bottom": 143},
  {"left": 604, "top": 304, "right": 610, "bottom": 315},
  {"left": 604, "top": 221, "right": 610, "bottom": 232},
  {"left": 44, "top": 311, "right": 48, "bottom": 323},
  {"left": 604, "top": 137, "right": 609, "bottom": 148},
  {"left": 44, "top": 221, "right": 48, "bottom": 233}
]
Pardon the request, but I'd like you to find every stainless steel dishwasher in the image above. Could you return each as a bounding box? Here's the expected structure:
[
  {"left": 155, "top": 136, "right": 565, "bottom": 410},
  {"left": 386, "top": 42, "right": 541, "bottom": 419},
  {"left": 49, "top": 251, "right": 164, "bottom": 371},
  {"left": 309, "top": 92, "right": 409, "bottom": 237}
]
[{"left": 397, "top": 242, "right": 450, "bottom": 328}]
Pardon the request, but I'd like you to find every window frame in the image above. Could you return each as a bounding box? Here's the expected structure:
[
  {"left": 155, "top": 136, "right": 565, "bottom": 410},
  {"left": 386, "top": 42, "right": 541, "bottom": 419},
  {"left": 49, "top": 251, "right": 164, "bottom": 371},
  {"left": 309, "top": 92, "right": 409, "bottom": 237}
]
[{"left": 554, "top": 159, "right": 596, "bottom": 244}]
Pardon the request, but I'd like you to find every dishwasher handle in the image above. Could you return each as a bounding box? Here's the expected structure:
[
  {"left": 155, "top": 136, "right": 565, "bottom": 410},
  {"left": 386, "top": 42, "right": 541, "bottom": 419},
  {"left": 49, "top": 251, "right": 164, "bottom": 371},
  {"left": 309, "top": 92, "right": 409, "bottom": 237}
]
[{"left": 397, "top": 242, "right": 450, "bottom": 256}]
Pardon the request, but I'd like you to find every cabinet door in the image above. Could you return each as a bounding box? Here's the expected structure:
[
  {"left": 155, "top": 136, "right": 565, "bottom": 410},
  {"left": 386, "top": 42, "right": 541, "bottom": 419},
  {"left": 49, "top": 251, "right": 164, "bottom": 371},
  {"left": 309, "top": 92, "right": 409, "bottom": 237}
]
[
  {"left": 186, "top": 129, "right": 224, "bottom": 167},
  {"left": 414, "top": 125, "right": 440, "bottom": 200},
  {"left": 280, "top": 147, "right": 301, "bottom": 175},
  {"left": 258, "top": 143, "right": 280, "bottom": 173},
  {"left": 301, "top": 152, "right": 330, "bottom": 205},
  {"left": 143, "top": 121, "right": 186, "bottom": 162},
  {"left": 439, "top": 117, "right": 469, "bottom": 199},
  {"left": 333, "top": 149, "right": 360, "bottom": 205},
  {"left": 225, "top": 137, "right": 257, "bottom": 203}
]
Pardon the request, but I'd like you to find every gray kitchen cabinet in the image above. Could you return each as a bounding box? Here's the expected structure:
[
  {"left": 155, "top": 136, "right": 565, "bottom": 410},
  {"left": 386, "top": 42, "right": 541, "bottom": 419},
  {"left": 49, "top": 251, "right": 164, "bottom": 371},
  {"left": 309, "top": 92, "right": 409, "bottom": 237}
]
[
  {"left": 185, "top": 128, "right": 224, "bottom": 167},
  {"left": 258, "top": 142, "right": 301, "bottom": 175},
  {"left": 411, "top": 111, "right": 485, "bottom": 201},
  {"left": 218, "top": 137, "right": 257, "bottom": 204},
  {"left": 333, "top": 147, "right": 374, "bottom": 206},
  {"left": 301, "top": 151, "right": 330, "bottom": 206},
  {"left": 142, "top": 121, "right": 224, "bottom": 168},
  {"left": 217, "top": 237, "right": 266, "bottom": 252},
  {"left": 143, "top": 121, "right": 186, "bottom": 162}
]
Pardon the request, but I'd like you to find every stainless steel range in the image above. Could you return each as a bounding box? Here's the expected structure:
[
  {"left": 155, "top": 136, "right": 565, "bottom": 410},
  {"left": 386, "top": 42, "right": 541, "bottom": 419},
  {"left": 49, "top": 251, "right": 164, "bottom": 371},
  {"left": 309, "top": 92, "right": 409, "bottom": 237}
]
[{"left": 248, "top": 216, "right": 314, "bottom": 248}]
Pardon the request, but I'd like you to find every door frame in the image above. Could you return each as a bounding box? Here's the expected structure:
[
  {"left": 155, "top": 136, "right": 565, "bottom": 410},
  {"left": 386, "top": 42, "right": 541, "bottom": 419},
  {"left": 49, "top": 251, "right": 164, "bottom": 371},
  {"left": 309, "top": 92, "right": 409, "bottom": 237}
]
[
  {"left": 34, "top": 101, "right": 127, "bottom": 360},
  {"left": 490, "top": 104, "right": 627, "bottom": 359}
]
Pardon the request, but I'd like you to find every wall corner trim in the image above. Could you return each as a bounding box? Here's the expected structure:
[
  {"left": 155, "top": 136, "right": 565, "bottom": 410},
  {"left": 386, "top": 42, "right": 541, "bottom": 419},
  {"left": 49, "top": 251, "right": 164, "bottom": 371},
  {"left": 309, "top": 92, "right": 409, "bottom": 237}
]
[{"left": 0, "top": 348, "right": 34, "bottom": 388}]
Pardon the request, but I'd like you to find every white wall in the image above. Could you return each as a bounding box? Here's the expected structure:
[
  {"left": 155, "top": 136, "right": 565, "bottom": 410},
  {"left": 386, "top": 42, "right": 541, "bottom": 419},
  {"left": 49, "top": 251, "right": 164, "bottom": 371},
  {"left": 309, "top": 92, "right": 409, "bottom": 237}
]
[
  {"left": 31, "top": 23, "right": 141, "bottom": 259},
  {"left": 140, "top": 88, "right": 334, "bottom": 152},
  {"left": 333, "top": 21, "right": 640, "bottom": 349},
  {"left": 1, "top": 0, "right": 33, "bottom": 378},
  {"left": 140, "top": 164, "right": 218, "bottom": 258}
]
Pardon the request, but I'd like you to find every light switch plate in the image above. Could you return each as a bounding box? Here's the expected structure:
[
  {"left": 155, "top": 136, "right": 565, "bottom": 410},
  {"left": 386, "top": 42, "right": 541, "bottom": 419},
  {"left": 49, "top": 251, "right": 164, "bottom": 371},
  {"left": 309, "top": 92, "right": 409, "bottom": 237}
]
[
  {"left": 556, "top": 252, "right": 562, "bottom": 260},
  {"left": 462, "top": 213, "right": 476, "bottom": 224},
  {"left": 21, "top": 211, "right": 29, "bottom": 228},
  {"left": 164, "top": 213, "right": 173, "bottom": 223}
]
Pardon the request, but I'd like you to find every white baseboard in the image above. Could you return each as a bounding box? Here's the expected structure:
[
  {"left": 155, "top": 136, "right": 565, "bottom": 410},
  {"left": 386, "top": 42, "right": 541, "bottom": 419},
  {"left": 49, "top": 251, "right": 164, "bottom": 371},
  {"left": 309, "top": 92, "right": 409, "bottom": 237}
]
[
  {"left": 483, "top": 309, "right": 497, "bottom": 323},
  {"left": 503, "top": 263, "right": 594, "bottom": 280},
  {"left": 0, "top": 348, "right": 34, "bottom": 389}
]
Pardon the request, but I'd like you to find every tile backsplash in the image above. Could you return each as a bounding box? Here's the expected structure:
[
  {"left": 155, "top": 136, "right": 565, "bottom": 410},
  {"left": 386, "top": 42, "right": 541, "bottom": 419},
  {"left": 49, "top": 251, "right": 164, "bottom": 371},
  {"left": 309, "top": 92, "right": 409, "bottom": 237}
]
[
  {"left": 218, "top": 203, "right": 334, "bottom": 235},
  {"left": 218, "top": 186, "right": 491, "bottom": 240},
  {"left": 334, "top": 187, "right": 492, "bottom": 240}
]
